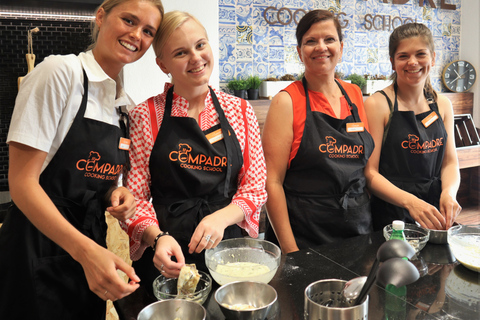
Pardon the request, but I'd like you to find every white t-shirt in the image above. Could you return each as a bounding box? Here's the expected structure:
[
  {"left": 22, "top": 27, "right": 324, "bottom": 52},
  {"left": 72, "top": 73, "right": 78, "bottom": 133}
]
[{"left": 7, "top": 50, "right": 136, "bottom": 171}]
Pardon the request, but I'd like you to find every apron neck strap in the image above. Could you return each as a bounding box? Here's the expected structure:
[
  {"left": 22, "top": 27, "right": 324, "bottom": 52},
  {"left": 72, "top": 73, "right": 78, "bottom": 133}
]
[
  {"left": 394, "top": 82, "right": 439, "bottom": 113},
  {"left": 209, "top": 87, "right": 234, "bottom": 198},
  {"left": 302, "top": 77, "right": 362, "bottom": 122}
]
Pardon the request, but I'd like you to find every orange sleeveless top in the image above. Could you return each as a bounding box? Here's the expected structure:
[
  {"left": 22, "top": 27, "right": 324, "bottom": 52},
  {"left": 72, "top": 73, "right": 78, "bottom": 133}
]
[{"left": 284, "top": 79, "right": 370, "bottom": 167}]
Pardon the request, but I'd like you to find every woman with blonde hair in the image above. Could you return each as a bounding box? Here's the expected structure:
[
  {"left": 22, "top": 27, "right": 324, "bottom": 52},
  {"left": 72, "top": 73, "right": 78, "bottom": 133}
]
[
  {"left": 0, "top": 0, "right": 163, "bottom": 318},
  {"left": 365, "top": 23, "right": 461, "bottom": 231},
  {"left": 121, "top": 11, "right": 267, "bottom": 295}
]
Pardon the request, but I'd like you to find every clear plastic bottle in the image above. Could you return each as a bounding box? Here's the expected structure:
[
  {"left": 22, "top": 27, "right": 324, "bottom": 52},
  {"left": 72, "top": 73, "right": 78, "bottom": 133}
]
[
  {"left": 385, "top": 284, "right": 407, "bottom": 320},
  {"left": 385, "top": 220, "right": 407, "bottom": 320},
  {"left": 389, "top": 220, "right": 406, "bottom": 241}
]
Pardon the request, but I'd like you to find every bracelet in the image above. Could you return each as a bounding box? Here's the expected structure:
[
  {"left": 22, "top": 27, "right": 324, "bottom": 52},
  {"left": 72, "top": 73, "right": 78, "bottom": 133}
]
[{"left": 152, "top": 231, "right": 169, "bottom": 251}]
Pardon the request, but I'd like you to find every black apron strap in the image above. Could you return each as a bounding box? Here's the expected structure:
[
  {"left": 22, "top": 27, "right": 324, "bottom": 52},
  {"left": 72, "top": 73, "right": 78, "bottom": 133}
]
[
  {"left": 209, "top": 87, "right": 234, "bottom": 198},
  {"left": 378, "top": 90, "right": 394, "bottom": 146}
]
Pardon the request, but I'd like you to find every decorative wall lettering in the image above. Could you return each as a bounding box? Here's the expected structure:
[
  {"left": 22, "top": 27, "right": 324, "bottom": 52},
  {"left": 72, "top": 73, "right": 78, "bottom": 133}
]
[
  {"left": 263, "top": 7, "right": 307, "bottom": 25},
  {"left": 364, "top": 14, "right": 417, "bottom": 31},
  {"left": 263, "top": 6, "right": 348, "bottom": 27},
  {"left": 382, "top": 0, "right": 456, "bottom": 10}
]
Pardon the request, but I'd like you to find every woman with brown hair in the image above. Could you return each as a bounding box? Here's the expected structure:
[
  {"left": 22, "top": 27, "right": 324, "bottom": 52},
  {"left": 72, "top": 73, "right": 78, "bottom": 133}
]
[
  {"left": 263, "top": 9, "right": 374, "bottom": 254},
  {"left": 364, "top": 23, "right": 461, "bottom": 231}
]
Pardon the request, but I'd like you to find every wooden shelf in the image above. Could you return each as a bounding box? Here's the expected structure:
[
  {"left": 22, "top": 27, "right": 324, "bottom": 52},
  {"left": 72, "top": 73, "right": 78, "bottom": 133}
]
[{"left": 457, "top": 145, "right": 480, "bottom": 169}]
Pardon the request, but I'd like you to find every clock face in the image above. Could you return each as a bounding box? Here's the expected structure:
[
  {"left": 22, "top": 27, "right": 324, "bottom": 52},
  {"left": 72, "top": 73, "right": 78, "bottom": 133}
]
[{"left": 442, "top": 60, "right": 477, "bottom": 92}]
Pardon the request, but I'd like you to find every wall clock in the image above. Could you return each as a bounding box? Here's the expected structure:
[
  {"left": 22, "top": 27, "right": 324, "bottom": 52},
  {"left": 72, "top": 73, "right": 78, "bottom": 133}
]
[{"left": 442, "top": 60, "right": 477, "bottom": 92}]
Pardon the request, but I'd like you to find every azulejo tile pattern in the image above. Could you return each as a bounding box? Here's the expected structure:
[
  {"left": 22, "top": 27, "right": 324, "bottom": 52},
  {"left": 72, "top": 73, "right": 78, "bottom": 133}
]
[{"left": 219, "top": 0, "right": 462, "bottom": 93}]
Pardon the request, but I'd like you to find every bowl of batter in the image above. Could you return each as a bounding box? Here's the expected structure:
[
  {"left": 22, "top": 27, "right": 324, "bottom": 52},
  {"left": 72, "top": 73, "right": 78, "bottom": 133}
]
[{"left": 205, "top": 238, "right": 281, "bottom": 286}]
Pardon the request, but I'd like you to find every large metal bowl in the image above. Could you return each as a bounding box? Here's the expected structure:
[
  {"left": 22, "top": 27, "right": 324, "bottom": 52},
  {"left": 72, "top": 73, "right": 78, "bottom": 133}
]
[
  {"left": 205, "top": 238, "right": 281, "bottom": 286},
  {"left": 152, "top": 270, "right": 212, "bottom": 305},
  {"left": 215, "top": 281, "right": 277, "bottom": 320},
  {"left": 137, "top": 299, "right": 206, "bottom": 320},
  {"left": 448, "top": 224, "right": 480, "bottom": 272}
]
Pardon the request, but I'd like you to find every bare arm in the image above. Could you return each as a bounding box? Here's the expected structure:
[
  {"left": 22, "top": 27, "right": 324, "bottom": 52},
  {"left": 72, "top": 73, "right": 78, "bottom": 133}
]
[
  {"left": 437, "top": 95, "right": 461, "bottom": 228},
  {"left": 188, "top": 203, "right": 245, "bottom": 254},
  {"left": 9, "top": 142, "right": 140, "bottom": 301},
  {"left": 262, "top": 92, "right": 298, "bottom": 253},
  {"left": 364, "top": 92, "right": 445, "bottom": 230}
]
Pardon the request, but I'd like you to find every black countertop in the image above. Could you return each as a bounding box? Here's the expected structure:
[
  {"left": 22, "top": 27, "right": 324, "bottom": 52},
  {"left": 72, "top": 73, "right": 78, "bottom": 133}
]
[{"left": 115, "top": 231, "right": 479, "bottom": 320}]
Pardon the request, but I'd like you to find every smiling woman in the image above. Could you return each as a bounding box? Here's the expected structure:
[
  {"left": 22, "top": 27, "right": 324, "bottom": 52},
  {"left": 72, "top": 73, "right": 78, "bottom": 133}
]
[
  {"left": 263, "top": 9, "right": 374, "bottom": 254},
  {"left": 0, "top": 0, "right": 163, "bottom": 319},
  {"left": 91, "top": 0, "right": 163, "bottom": 78},
  {"left": 119, "top": 10, "right": 267, "bottom": 298},
  {"left": 364, "top": 23, "right": 461, "bottom": 233}
]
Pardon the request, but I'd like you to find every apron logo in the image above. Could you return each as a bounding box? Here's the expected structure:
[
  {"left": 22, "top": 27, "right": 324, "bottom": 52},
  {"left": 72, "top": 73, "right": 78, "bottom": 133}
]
[
  {"left": 169, "top": 143, "right": 227, "bottom": 172},
  {"left": 401, "top": 134, "right": 443, "bottom": 154},
  {"left": 76, "top": 151, "right": 123, "bottom": 180},
  {"left": 318, "top": 136, "right": 364, "bottom": 159}
]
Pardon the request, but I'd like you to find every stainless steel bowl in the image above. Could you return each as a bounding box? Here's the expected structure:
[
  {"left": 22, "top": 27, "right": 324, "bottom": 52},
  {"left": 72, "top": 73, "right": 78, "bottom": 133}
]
[
  {"left": 137, "top": 300, "right": 206, "bottom": 320},
  {"left": 215, "top": 281, "right": 277, "bottom": 320},
  {"left": 427, "top": 228, "right": 449, "bottom": 244},
  {"left": 427, "top": 223, "right": 460, "bottom": 244}
]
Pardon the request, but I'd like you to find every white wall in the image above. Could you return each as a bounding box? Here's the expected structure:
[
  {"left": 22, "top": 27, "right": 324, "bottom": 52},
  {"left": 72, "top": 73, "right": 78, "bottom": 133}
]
[
  {"left": 123, "top": 0, "right": 219, "bottom": 105},
  {"left": 460, "top": 0, "right": 480, "bottom": 125}
]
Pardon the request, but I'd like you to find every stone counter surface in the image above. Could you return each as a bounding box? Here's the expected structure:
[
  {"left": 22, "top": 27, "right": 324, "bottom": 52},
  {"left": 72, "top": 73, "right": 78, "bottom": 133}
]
[{"left": 115, "top": 231, "right": 479, "bottom": 319}]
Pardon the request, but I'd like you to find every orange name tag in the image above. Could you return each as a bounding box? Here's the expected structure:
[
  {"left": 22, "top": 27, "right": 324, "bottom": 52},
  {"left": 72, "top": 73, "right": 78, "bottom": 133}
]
[
  {"left": 118, "top": 137, "right": 131, "bottom": 150},
  {"left": 205, "top": 129, "right": 224, "bottom": 144},
  {"left": 422, "top": 112, "right": 439, "bottom": 128},
  {"left": 346, "top": 122, "right": 365, "bottom": 133}
]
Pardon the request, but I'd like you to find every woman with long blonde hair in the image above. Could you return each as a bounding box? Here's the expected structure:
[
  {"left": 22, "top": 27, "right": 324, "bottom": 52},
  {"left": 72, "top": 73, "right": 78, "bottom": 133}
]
[{"left": 0, "top": 1, "right": 163, "bottom": 318}]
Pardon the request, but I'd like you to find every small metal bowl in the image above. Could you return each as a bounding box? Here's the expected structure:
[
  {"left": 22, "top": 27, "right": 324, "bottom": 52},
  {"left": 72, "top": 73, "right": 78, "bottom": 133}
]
[
  {"left": 427, "top": 228, "right": 449, "bottom": 244},
  {"left": 383, "top": 223, "right": 430, "bottom": 253},
  {"left": 137, "top": 299, "right": 206, "bottom": 320},
  {"left": 215, "top": 281, "right": 277, "bottom": 320},
  {"left": 152, "top": 270, "right": 212, "bottom": 305},
  {"left": 427, "top": 223, "right": 459, "bottom": 244}
]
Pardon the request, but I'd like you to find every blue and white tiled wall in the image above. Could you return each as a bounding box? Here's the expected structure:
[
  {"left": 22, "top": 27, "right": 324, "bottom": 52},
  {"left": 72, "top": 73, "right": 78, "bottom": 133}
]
[{"left": 218, "top": 0, "right": 461, "bottom": 93}]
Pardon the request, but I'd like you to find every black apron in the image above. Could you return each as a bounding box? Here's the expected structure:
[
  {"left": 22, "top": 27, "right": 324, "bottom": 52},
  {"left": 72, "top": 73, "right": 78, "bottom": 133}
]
[
  {"left": 371, "top": 85, "right": 447, "bottom": 231},
  {"left": 266, "top": 78, "right": 374, "bottom": 249},
  {"left": 0, "top": 70, "right": 128, "bottom": 320},
  {"left": 133, "top": 87, "right": 243, "bottom": 297}
]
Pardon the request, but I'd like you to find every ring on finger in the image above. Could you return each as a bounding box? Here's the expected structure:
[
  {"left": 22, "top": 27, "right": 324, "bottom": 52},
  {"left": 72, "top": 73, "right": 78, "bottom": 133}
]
[
  {"left": 204, "top": 234, "right": 212, "bottom": 243},
  {"left": 104, "top": 290, "right": 108, "bottom": 296},
  {"left": 208, "top": 238, "right": 215, "bottom": 244}
]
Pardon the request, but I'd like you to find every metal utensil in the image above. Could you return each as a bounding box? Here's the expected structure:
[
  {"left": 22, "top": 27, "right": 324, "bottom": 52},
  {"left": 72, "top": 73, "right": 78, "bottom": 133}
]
[
  {"left": 354, "top": 239, "right": 416, "bottom": 305},
  {"left": 376, "top": 258, "right": 420, "bottom": 288},
  {"left": 340, "top": 276, "right": 367, "bottom": 305}
]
